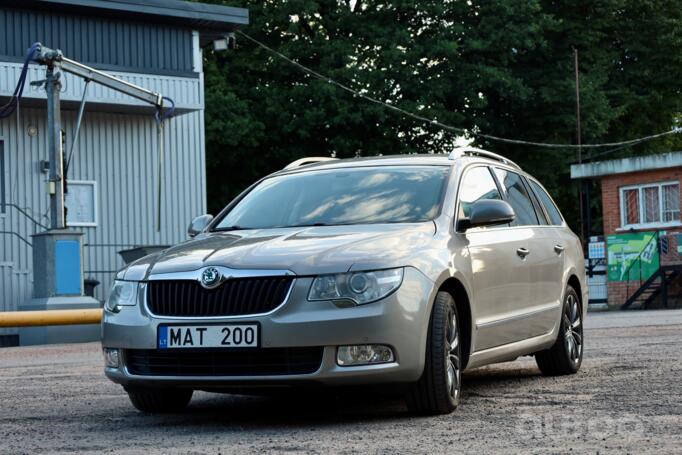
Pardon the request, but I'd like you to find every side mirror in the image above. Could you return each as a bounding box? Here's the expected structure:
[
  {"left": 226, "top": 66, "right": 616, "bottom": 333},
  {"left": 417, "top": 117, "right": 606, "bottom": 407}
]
[
  {"left": 457, "top": 200, "right": 515, "bottom": 232},
  {"left": 187, "top": 214, "right": 214, "bottom": 238}
]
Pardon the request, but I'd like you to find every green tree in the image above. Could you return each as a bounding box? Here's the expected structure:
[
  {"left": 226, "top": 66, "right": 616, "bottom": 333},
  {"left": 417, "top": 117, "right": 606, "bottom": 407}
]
[{"left": 202, "top": 0, "right": 682, "bottom": 235}]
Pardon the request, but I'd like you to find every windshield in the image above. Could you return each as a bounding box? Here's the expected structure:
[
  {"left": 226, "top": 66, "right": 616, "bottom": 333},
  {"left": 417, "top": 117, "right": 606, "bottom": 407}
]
[{"left": 214, "top": 165, "right": 449, "bottom": 230}]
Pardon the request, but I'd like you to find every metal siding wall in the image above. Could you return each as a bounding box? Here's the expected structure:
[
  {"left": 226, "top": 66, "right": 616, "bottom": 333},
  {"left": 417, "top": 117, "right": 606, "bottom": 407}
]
[
  {"left": 0, "top": 62, "right": 203, "bottom": 111},
  {"left": 0, "top": 7, "right": 194, "bottom": 73},
  {"left": 0, "top": 109, "right": 46, "bottom": 337},
  {"left": 73, "top": 107, "right": 206, "bottom": 301},
  {"left": 0, "top": 106, "right": 206, "bottom": 335},
  {"left": 0, "top": 140, "right": 5, "bottom": 212}
]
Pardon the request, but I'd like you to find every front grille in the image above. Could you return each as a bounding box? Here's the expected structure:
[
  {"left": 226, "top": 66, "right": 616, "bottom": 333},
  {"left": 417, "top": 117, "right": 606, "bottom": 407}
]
[
  {"left": 146, "top": 277, "right": 294, "bottom": 317},
  {"left": 124, "top": 348, "right": 324, "bottom": 376}
]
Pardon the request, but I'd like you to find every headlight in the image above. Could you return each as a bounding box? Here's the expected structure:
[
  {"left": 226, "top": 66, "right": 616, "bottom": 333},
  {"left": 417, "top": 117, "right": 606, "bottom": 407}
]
[
  {"left": 308, "top": 268, "right": 404, "bottom": 305},
  {"left": 104, "top": 280, "right": 139, "bottom": 312}
]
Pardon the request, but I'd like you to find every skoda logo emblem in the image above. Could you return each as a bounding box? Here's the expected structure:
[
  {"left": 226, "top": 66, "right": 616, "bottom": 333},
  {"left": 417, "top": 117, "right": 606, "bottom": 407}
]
[{"left": 200, "top": 267, "right": 222, "bottom": 289}]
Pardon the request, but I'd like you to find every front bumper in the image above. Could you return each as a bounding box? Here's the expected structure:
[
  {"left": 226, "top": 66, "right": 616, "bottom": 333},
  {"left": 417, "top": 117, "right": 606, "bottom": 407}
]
[{"left": 102, "top": 267, "right": 434, "bottom": 388}]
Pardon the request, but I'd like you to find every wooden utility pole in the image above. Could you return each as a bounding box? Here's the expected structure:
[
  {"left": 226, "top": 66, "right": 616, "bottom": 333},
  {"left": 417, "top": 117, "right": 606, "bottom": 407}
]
[{"left": 574, "top": 48, "right": 585, "bottom": 243}]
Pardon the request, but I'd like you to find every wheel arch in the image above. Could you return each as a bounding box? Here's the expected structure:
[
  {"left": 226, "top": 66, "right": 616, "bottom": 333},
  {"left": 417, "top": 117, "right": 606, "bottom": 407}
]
[
  {"left": 438, "top": 277, "right": 472, "bottom": 370},
  {"left": 567, "top": 274, "right": 583, "bottom": 306}
]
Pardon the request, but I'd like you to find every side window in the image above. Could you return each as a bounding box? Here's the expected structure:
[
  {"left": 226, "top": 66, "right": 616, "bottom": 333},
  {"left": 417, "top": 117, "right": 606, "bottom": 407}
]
[
  {"left": 457, "top": 166, "right": 502, "bottom": 220},
  {"left": 528, "top": 179, "right": 564, "bottom": 226},
  {"left": 493, "top": 168, "right": 539, "bottom": 226},
  {"left": 523, "top": 176, "right": 548, "bottom": 225}
]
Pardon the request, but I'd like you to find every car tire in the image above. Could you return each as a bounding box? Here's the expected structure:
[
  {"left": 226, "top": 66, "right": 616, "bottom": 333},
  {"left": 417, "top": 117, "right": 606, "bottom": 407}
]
[
  {"left": 406, "top": 291, "right": 461, "bottom": 415},
  {"left": 126, "top": 387, "right": 193, "bottom": 413},
  {"left": 535, "top": 284, "right": 583, "bottom": 376}
]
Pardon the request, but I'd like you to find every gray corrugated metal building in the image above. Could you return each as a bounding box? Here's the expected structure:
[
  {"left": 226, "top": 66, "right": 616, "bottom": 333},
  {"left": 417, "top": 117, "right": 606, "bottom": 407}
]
[{"left": 0, "top": 0, "right": 248, "bottom": 346}]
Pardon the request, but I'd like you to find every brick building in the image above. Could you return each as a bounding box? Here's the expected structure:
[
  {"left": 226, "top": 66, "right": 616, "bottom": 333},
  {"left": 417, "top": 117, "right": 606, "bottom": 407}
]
[{"left": 571, "top": 152, "right": 682, "bottom": 309}]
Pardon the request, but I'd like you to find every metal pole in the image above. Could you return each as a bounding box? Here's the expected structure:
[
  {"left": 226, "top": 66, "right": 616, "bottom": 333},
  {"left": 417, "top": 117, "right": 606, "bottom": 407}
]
[
  {"left": 0, "top": 308, "right": 102, "bottom": 328},
  {"left": 46, "top": 64, "right": 65, "bottom": 230},
  {"left": 574, "top": 48, "right": 585, "bottom": 244},
  {"left": 66, "top": 79, "right": 90, "bottom": 173},
  {"left": 156, "top": 121, "right": 164, "bottom": 232}
]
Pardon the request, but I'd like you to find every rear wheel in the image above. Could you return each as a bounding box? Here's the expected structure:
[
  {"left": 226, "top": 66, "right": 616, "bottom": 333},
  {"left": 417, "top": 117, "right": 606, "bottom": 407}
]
[
  {"left": 406, "top": 291, "right": 461, "bottom": 415},
  {"left": 535, "top": 285, "right": 583, "bottom": 375},
  {"left": 126, "top": 387, "right": 193, "bottom": 413}
]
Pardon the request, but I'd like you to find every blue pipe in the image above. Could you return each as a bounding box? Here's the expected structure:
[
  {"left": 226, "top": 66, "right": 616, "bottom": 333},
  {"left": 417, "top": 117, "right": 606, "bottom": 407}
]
[{"left": 0, "top": 42, "right": 41, "bottom": 119}]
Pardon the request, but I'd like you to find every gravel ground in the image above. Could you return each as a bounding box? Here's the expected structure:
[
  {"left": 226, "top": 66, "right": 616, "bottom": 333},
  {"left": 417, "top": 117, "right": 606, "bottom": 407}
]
[{"left": 1, "top": 310, "right": 681, "bottom": 454}]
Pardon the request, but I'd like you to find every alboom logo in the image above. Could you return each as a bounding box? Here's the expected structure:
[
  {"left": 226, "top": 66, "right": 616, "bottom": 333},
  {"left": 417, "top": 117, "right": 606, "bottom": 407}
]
[{"left": 515, "top": 411, "right": 646, "bottom": 440}]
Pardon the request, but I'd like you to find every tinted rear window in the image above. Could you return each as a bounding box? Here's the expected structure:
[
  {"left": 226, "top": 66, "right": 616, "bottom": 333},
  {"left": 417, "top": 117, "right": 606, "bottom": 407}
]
[
  {"left": 528, "top": 179, "right": 564, "bottom": 226},
  {"left": 493, "top": 168, "right": 539, "bottom": 226}
]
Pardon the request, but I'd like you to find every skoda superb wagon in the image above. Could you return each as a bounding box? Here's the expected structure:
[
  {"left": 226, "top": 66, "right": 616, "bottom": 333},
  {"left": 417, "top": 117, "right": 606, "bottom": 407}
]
[{"left": 102, "top": 148, "right": 586, "bottom": 415}]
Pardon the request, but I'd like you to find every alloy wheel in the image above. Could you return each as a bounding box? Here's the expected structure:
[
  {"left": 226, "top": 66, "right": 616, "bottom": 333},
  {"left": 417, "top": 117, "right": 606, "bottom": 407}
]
[
  {"left": 445, "top": 309, "right": 461, "bottom": 401},
  {"left": 563, "top": 293, "right": 583, "bottom": 365}
]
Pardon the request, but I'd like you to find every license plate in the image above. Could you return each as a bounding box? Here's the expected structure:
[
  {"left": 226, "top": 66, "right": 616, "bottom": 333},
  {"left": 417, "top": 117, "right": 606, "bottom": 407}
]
[{"left": 158, "top": 324, "right": 259, "bottom": 349}]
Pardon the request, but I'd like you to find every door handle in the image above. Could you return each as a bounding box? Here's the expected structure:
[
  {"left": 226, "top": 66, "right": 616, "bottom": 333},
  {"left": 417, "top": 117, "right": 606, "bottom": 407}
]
[
  {"left": 516, "top": 247, "right": 530, "bottom": 258},
  {"left": 554, "top": 245, "right": 565, "bottom": 255}
]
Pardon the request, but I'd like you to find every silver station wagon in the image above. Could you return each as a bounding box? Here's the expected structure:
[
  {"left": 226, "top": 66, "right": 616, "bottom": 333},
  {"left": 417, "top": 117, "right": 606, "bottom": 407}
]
[{"left": 102, "top": 148, "right": 586, "bottom": 415}]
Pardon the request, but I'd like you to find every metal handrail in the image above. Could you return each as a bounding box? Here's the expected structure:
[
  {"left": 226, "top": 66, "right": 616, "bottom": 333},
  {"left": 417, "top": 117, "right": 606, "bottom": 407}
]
[
  {"left": 5, "top": 204, "right": 49, "bottom": 229},
  {"left": 624, "top": 231, "right": 660, "bottom": 300},
  {"left": 84, "top": 243, "right": 140, "bottom": 248},
  {"left": 0, "top": 230, "right": 32, "bottom": 247}
]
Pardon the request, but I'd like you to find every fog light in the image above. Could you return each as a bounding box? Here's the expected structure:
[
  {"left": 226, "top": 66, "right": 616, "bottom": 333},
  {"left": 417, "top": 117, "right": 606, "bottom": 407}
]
[
  {"left": 337, "top": 345, "right": 394, "bottom": 366},
  {"left": 103, "top": 348, "right": 120, "bottom": 368}
]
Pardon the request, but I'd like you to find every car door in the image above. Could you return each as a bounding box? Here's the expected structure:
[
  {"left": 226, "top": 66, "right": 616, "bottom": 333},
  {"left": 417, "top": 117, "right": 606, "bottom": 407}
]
[
  {"left": 526, "top": 177, "right": 571, "bottom": 331},
  {"left": 493, "top": 168, "right": 564, "bottom": 340},
  {"left": 457, "top": 165, "right": 534, "bottom": 351}
]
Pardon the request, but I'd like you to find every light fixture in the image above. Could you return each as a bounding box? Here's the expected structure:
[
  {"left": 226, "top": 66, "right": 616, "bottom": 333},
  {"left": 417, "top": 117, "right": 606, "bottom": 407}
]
[
  {"left": 104, "top": 280, "right": 139, "bottom": 313},
  {"left": 337, "top": 345, "right": 395, "bottom": 366},
  {"left": 103, "top": 348, "right": 120, "bottom": 368},
  {"left": 308, "top": 268, "right": 404, "bottom": 305},
  {"left": 213, "top": 33, "right": 236, "bottom": 52}
]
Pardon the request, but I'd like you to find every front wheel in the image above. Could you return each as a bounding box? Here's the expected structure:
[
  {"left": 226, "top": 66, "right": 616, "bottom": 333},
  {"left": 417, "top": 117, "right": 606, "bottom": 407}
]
[
  {"left": 535, "top": 285, "right": 583, "bottom": 376},
  {"left": 126, "top": 387, "right": 193, "bottom": 413},
  {"left": 406, "top": 291, "right": 461, "bottom": 415}
]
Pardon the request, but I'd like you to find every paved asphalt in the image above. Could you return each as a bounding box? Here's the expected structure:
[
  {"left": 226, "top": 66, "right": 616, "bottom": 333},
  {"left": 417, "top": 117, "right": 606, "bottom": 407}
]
[
  {"left": 584, "top": 308, "right": 682, "bottom": 329},
  {"left": 1, "top": 309, "right": 681, "bottom": 454}
]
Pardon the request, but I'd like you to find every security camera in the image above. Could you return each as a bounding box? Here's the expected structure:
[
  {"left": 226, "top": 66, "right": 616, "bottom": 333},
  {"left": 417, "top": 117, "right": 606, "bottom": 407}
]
[{"left": 213, "top": 33, "right": 237, "bottom": 51}]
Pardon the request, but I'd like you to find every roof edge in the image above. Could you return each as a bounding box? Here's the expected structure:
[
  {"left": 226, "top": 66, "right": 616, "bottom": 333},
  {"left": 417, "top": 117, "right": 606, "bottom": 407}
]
[
  {"left": 6, "top": 0, "right": 249, "bottom": 31},
  {"left": 570, "top": 151, "right": 682, "bottom": 179}
]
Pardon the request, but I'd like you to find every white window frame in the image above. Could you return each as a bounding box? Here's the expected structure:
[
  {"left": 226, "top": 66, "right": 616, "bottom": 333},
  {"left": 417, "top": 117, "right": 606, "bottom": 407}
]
[
  {"left": 64, "top": 180, "right": 98, "bottom": 227},
  {"left": 618, "top": 181, "right": 681, "bottom": 230}
]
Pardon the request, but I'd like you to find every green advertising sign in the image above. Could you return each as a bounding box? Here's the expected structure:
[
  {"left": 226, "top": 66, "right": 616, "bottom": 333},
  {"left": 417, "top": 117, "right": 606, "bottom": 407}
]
[{"left": 606, "top": 232, "right": 659, "bottom": 282}]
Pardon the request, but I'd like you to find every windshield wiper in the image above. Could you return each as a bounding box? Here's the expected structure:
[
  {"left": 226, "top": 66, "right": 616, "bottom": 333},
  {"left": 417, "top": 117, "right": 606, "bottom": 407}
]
[
  {"left": 213, "top": 225, "right": 252, "bottom": 232},
  {"left": 215, "top": 222, "right": 329, "bottom": 231},
  {"left": 283, "top": 222, "right": 329, "bottom": 228}
]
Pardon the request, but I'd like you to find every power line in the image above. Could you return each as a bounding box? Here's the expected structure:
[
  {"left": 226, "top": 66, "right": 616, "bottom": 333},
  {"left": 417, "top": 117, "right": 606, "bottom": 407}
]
[
  {"left": 581, "top": 141, "right": 643, "bottom": 162},
  {"left": 237, "top": 30, "right": 682, "bottom": 150}
]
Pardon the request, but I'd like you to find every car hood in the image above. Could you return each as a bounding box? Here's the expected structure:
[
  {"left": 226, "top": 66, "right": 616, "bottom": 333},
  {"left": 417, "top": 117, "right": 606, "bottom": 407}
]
[{"left": 119, "top": 223, "right": 438, "bottom": 280}]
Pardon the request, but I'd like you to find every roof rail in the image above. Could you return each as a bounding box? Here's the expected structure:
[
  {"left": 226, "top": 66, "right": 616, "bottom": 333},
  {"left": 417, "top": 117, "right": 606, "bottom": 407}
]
[
  {"left": 283, "top": 157, "right": 339, "bottom": 170},
  {"left": 448, "top": 147, "right": 521, "bottom": 170}
]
